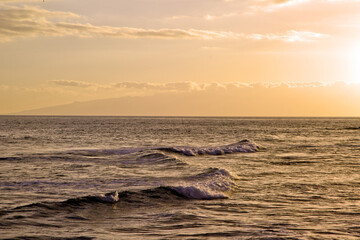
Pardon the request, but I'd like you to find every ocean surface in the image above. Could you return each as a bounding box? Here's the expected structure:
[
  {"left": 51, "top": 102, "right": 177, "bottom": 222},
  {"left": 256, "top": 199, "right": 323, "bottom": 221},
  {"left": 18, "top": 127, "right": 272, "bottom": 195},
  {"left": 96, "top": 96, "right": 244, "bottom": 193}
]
[{"left": 1, "top": 116, "right": 360, "bottom": 240}]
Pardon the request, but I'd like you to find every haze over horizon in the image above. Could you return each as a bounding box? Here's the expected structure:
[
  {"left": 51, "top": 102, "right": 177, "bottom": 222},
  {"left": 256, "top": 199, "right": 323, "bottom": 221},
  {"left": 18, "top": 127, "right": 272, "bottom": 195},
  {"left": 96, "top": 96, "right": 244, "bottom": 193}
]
[{"left": 1, "top": 0, "right": 360, "bottom": 116}]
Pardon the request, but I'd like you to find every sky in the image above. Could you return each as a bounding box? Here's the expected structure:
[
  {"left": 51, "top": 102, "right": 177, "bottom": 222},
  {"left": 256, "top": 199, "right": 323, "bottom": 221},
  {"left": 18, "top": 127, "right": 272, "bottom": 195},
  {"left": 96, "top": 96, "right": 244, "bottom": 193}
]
[{"left": 1, "top": 0, "right": 360, "bottom": 116}]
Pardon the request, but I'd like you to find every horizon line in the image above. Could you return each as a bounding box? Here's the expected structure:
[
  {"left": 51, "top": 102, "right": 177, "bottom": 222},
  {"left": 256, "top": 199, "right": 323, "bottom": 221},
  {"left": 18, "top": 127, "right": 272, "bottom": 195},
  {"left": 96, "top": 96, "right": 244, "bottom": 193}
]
[{"left": 1, "top": 114, "right": 360, "bottom": 118}]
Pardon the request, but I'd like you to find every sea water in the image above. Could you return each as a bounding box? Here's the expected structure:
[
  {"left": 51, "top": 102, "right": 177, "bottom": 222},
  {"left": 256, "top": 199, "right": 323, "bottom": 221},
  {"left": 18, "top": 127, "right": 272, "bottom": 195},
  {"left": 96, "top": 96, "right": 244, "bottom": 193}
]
[{"left": 0, "top": 116, "right": 360, "bottom": 239}]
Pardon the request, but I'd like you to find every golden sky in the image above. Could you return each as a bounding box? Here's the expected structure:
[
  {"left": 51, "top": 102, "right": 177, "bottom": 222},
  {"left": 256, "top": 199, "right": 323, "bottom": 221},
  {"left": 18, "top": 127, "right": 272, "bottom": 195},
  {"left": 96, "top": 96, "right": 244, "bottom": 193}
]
[{"left": 1, "top": 0, "right": 360, "bottom": 116}]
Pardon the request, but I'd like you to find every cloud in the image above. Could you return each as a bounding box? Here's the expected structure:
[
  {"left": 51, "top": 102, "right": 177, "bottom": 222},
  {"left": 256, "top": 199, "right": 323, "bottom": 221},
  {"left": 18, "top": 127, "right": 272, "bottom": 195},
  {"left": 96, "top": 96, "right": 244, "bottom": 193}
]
[
  {"left": 0, "top": 5, "right": 79, "bottom": 42},
  {"left": 0, "top": 5, "right": 240, "bottom": 42},
  {"left": 4, "top": 81, "right": 360, "bottom": 116},
  {"left": 260, "top": 0, "right": 308, "bottom": 6},
  {"left": 50, "top": 80, "right": 97, "bottom": 88},
  {"left": 112, "top": 81, "right": 205, "bottom": 91},
  {"left": 50, "top": 80, "right": 205, "bottom": 92},
  {"left": 247, "top": 0, "right": 309, "bottom": 12},
  {"left": 248, "top": 0, "right": 360, "bottom": 12},
  {"left": 203, "top": 12, "right": 237, "bottom": 21},
  {"left": 0, "top": 0, "right": 40, "bottom": 3},
  {"left": 0, "top": 4, "right": 327, "bottom": 42},
  {"left": 247, "top": 30, "right": 328, "bottom": 42},
  {"left": 48, "top": 80, "right": 347, "bottom": 93}
]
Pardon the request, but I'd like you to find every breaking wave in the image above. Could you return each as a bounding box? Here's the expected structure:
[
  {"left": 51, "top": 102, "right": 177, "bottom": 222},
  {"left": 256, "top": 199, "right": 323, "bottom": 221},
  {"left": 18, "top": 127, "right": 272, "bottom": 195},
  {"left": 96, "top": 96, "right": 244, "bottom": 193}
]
[
  {"left": 159, "top": 140, "right": 260, "bottom": 156},
  {"left": 64, "top": 139, "right": 259, "bottom": 158},
  {"left": 170, "top": 168, "right": 237, "bottom": 199},
  {"left": 11, "top": 168, "right": 238, "bottom": 215},
  {"left": 91, "top": 168, "right": 238, "bottom": 201}
]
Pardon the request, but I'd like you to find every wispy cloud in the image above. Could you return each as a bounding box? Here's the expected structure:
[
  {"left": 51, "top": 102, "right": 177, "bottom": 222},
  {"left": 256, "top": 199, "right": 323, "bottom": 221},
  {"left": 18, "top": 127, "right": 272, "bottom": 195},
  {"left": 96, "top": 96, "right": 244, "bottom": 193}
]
[
  {"left": 203, "top": 12, "right": 238, "bottom": 21},
  {"left": 49, "top": 80, "right": 344, "bottom": 93},
  {"left": 51, "top": 80, "right": 205, "bottom": 92},
  {"left": 50, "top": 80, "right": 97, "bottom": 88},
  {"left": 247, "top": 30, "right": 328, "bottom": 42},
  {"left": 0, "top": 5, "right": 240, "bottom": 42},
  {"left": 3, "top": 81, "right": 360, "bottom": 115},
  {"left": 248, "top": 0, "right": 360, "bottom": 12},
  {"left": 0, "top": 4, "right": 327, "bottom": 42},
  {"left": 243, "top": 0, "right": 309, "bottom": 13},
  {"left": 0, "top": 0, "right": 40, "bottom": 3}
]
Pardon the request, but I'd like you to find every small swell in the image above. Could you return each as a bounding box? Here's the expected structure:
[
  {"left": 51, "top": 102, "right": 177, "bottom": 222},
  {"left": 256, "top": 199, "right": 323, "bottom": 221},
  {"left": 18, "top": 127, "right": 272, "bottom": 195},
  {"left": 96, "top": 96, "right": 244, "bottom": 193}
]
[
  {"left": 23, "top": 135, "right": 37, "bottom": 140},
  {"left": 271, "top": 160, "right": 316, "bottom": 165},
  {"left": 344, "top": 126, "right": 360, "bottom": 130},
  {"left": 137, "top": 153, "right": 172, "bottom": 162},
  {"left": 66, "top": 148, "right": 142, "bottom": 156},
  {"left": 123, "top": 152, "right": 186, "bottom": 166},
  {"left": 0, "top": 157, "right": 22, "bottom": 161},
  {"left": 159, "top": 140, "right": 260, "bottom": 156}
]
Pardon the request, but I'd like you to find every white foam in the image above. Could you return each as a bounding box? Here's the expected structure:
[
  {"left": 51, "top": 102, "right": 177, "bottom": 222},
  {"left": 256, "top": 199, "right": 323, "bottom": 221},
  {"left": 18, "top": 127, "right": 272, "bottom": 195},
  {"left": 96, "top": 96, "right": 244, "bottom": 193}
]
[
  {"left": 64, "top": 140, "right": 259, "bottom": 158},
  {"left": 171, "top": 185, "right": 228, "bottom": 199},
  {"left": 165, "top": 140, "right": 259, "bottom": 156},
  {"left": 170, "top": 168, "right": 237, "bottom": 200},
  {"left": 97, "top": 191, "right": 119, "bottom": 203}
]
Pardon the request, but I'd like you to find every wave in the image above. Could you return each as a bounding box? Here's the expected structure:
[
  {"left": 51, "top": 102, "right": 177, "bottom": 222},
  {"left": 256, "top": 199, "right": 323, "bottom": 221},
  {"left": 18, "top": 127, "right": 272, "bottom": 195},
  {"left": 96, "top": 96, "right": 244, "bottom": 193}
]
[
  {"left": 170, "top": 168, "right": 237, "bottom": 199},
  {"left": 64, "top": 139, "right": 259, "bottom": 158},
  {"left": 85, "top": 168, "right": 236, "bottom": 201},
  {"left": 90, "top": 168, "right": 237, "bottom": 201},
  {"left": 11, "top": 168, "right": 237, "bottom": 215},
  {"left": 0, "top": 157, "right": 22, "bottom": 161},
  {"left": 123, "top": 152, "right": 186, "bottom": 166},
  {"left": 66, "top": 148, "right": 142, "bottom": 156},
  {"left": 344, "top": 126, "right": 360, "bottom": 130},
  {"left": 12, "top": 187, "right": 185, "bottom": 212},
  {"left": 159, "top": 140, "right": 260, "bottom": 156}
]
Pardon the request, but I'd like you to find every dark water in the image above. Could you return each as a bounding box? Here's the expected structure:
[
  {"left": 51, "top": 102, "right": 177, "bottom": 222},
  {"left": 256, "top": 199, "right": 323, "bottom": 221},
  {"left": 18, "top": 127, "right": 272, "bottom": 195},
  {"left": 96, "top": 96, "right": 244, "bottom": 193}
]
[{"left": 1, "top": 116, "right": 360, "bottom": 239}]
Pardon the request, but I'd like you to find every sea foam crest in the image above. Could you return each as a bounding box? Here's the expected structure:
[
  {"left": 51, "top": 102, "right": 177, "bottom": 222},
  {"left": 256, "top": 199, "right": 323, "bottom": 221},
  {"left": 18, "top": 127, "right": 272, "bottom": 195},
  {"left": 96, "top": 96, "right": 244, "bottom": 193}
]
[
  {"left": 94, "top": 168, "right": 238, "bottom": 201},
  {"left": 170, "top": 168, "right": 237, "bottom": 200},
  {"left": 162, "top": 140, "right": 259, "bottom": 156},
  {"left": 97, "top": 191, "right": 119, "bottom": 203},
  {"left": 12, "top": 169, "right": 238, "bottom": 211},
  {"left": 63, "top": 140, "right": 259, "bottom": 158}
]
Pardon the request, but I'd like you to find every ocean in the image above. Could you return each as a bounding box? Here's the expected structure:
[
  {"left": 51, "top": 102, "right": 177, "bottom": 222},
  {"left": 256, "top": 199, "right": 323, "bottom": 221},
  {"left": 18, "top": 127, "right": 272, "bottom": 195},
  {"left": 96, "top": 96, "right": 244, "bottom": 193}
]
[{"left": 0, "top": 116, "right": 360, "bottom": 239}]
